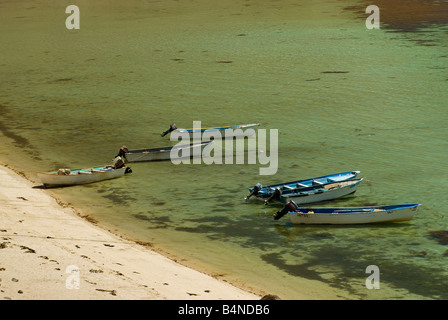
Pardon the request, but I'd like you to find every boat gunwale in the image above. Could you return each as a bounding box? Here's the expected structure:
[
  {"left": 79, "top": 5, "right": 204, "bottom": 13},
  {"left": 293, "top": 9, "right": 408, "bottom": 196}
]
[
  {"left": 289, "top": 203, "right": 422, "bottom": 215},
  {"left": 284, "top": 203, "right": 422, "bottom": 224},
  {"left": 249, "top": 170, "right": 361, "bottom": 192},
  {"left": 37, "top": 165, "right": 123, "bottom": 176},
  {"left": 280, "top": 178, "right": 363, "bottom": 197}
]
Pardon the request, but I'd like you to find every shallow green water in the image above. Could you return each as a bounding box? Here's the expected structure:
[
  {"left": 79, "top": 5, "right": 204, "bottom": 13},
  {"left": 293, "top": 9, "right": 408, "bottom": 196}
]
[{"left": 1, "top": 0, "right": 447, "bottom": 299}]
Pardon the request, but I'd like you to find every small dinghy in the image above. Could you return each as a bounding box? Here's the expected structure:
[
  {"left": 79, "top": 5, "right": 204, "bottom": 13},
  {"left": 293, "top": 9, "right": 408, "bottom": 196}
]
[
  {"left": 37, "top": 157, "right": 131, "bottom": 188},
  {"left": 117, "top": 141, "right": 213, "bottom": 162},
  {"left": 274, "top": 200, "right": 421, "bottom": 225}
]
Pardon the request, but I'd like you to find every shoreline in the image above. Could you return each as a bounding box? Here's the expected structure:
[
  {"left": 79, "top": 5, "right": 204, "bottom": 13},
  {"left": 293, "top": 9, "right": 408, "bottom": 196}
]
[{"left": 0, "top": 161, "right": 262, "bottom": 300}]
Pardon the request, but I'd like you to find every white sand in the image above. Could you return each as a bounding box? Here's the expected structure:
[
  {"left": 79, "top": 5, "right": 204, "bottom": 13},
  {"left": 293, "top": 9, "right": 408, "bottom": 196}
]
[{"left": 0, "top": 163, "right": 261, "bottom": 300}]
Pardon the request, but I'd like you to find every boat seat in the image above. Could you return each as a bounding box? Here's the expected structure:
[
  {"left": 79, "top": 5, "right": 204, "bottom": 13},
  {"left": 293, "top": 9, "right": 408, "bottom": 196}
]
[
  {"left": 296, "top": 183, "right": 308, "bottom": 188},
  {"left": 312, "top": 180, "right": 324, "bottom": 186}
]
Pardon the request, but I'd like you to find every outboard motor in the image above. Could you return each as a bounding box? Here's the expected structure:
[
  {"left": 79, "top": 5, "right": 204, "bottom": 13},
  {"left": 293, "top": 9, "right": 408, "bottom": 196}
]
[
  {"left": 264, "top": 186, "right": 283, "bottom": 205},
  {"left": 116, "top": 146, "right": 129, "bottom": 160},
  {"left": 125, "top": 167, "right": 132, "bottom": 174},
  {"left": 161, "top": 123, "right": 177, "bottom": 137},
  {"left": 245, "top": 183, "right": 262, "bottom": 200},
  {"left": 113, "top": 156, "right": 125, "bottom": 169},
  {"left": 274, "top": 200, "right": 298, "bottom": 220}
]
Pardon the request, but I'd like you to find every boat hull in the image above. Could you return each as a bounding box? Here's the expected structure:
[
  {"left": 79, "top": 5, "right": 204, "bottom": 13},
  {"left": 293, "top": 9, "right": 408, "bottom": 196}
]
[
  {"left": 37, "top": 166, "right": 127, "bottom": 187},
  {"left": 287, "top": 204, "right": 421, "bottom": 225},
  {"left": 254, "top": 179, "right": 363, "bottom": 204},
  {"left": 248, "top": 170, "right": 360, "bottom": 196},
  {"left": 282, "top": 179, "right": 362, "bottom": 204},
  {"left": 125, "top": 141, "right": 213, "bottom": 162}
]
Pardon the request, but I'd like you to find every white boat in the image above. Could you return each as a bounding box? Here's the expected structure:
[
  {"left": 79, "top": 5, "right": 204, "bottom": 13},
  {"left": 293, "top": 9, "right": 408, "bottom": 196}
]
[
  {"left": 161, "top": 123, "right": 260, "bottom": 139},
  {"left": 280, "top": 178, "right": 364, "bottom": 204},
  {"left": 246, "top": 170, "right": 361, "bottom": 200},
  {"left": 259, "top": 178, "right": 363, "bottom": 205},
  {"left": 274, "top": 201, "right": 421, "bottom": 225},
  {"left": 37, "top": 165, "right": 131, "bottom": 188},
  {"left": 120, "top": 141, "right": 213, "bottom": 162}
]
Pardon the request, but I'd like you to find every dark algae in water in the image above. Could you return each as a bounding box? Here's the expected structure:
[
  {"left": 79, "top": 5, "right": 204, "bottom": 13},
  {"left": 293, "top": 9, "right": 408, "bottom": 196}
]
[{"left": 428, "top": 231, "right": 448, "bottom": 245}]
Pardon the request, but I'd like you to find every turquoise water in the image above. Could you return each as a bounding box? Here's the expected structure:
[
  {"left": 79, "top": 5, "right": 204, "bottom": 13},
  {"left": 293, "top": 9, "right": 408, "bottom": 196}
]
[{"left": 1, "top": 0, "right": 447, "bottom": 299}]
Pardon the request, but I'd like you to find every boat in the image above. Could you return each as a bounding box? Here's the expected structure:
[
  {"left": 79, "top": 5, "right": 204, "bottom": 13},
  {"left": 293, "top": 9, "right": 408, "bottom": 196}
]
[
  {"left": 37, "top": 164, "right": 132, "bottom": 188},
  {"left": 118, "top": 141, "right": 213, "bottom": 162},
  {"left": 259, "top": 178, "right": 364, "bottom": 205},
  {"left": 274, "top": 200, "right": 421, "bottom": 224},
  {"left": 161, "top": 123, "right": 260, "bottom": 139},
  {"left": 245, "top": 170, "right": 360, "bottom": 200}
]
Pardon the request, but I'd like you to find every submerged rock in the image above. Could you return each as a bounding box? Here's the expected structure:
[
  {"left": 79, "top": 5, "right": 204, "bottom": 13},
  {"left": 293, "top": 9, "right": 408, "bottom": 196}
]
[
  {"left": 428, "top": 230, "right": 448, "bottom": 245},
  {"left": 409, "top": 250, "right": 427, "bottom": 258}
]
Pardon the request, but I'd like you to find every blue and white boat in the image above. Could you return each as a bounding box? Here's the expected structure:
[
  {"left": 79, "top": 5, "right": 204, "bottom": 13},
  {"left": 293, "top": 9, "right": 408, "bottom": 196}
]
[
  {"left": 261, "top": 178, "right": 363, "bottom": 205},
  {"left": 274, "top": 201, "right": 421, "bottom": 225},
  {"left": 246, "top": 171, "right": 360, "bottom": 201}
]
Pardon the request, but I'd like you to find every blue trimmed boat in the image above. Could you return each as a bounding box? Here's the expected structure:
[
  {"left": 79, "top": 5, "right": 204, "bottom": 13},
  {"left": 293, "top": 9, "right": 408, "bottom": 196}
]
[
  {"left": 245, "top": 171, "right": 360, "bottom": 201},
  {"left": 274, "top": 201, "right": 421, "bottom": 224},
  {"left": 261, "top": 178, "right": 364, "bottom": 205}
]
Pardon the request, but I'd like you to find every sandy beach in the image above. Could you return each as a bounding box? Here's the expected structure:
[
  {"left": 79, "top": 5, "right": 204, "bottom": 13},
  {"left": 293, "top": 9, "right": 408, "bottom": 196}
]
[
  {"left": 1, "top": 0, "right": 446, "bottom": 301},
  {"left": 0, "top": 162, "right": 261, "bottom": 300}
]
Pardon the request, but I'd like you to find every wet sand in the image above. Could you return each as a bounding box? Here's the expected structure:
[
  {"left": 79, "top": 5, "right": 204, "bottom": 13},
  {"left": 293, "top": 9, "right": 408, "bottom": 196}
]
[{"left": 0, "top": 162, "right": 261, "bottom": 300}]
